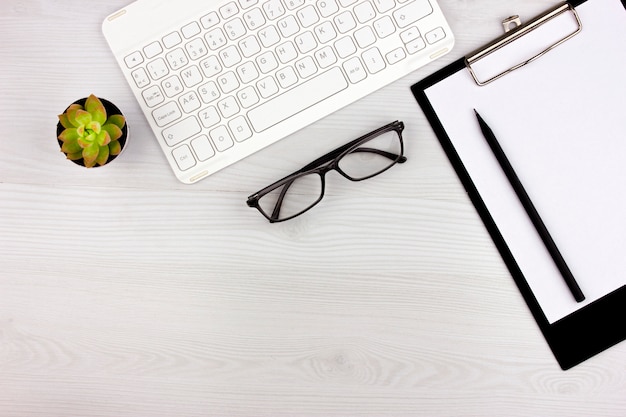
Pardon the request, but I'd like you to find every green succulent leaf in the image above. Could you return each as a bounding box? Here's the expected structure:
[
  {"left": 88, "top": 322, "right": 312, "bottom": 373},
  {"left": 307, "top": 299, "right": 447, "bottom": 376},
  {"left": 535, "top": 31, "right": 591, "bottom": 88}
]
[
  {"left": 66, "top": 105, "right": 83, "bottom": 127},
  {"left": 58, "top": 113, "right": 73, "bottom": 129},
  {"left": 109, "top": 140, "right": 122, "bottom": 156},
  {"left": 96, "top": 145, "right": 110, "bottom": 166},
  {"left": 61, "top": 136, "right": 82, "bottom": 154},
  {"left": 58, "top": 128, "right": 79, "bottom": 143},
  {"left": 82, "top": 143, "right": 100, "bottom": 167},
  {"left": 96, "top": 130, "right": 111, "bottom": 147},
  {"left": 85, "top": 94, "right": 107, "bottom": 125},
  {"left": 107, "top": 114, "right": 126, "bottom": 129},
  {"left": 102, "top": 123, "right": 123, "bottom": 141},
  {"left": 74, "top": 109, "right": 92, "bottom": 127},
  {"left": 66, "top": 151, "right": 83, "bottom": 161}
]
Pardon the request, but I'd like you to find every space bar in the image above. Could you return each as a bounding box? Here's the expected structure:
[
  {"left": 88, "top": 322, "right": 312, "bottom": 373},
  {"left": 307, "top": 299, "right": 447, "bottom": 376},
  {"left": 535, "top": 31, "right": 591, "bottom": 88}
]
[{"left": 248, "top": 67, "right": 349, "bottom": 133}]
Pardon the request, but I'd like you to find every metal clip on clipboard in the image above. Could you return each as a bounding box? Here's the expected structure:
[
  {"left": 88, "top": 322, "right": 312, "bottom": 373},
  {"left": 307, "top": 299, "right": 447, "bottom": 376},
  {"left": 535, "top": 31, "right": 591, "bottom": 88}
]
[{"left": 465, "top": 2, "right": 582, "bottom": 86}]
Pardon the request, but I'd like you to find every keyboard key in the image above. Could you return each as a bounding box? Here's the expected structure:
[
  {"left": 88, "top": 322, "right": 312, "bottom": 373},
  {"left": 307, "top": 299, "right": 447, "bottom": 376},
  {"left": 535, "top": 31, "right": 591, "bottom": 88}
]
[
  {"left": 225, "top": 17, "right": 247, "bottom": 40},
  {"left": 185, "top": 38, "right": 208, "bottom": 60},
  {"left": 172, "top": 144, "right": 197, "bottom": 170},
  {"left": 276, "top": 66, "right": 298, "bottom": 88},
  {"left": 335, "top": 36, "right": 357, "bottom": 58},
  {"left": 200, "top": 12, "right": 220, "bottom": 29},
  {"left": 142, "top": 85, "right": 165, "bottom": 108},
  {"left": 143, "top": 41, "right": 163, "bottom": 59},
  {"left": 162, "top": 116, "right": 201, "bottom": 146},
  {"left": 238, "top": 0, "right": 259, "bottom": 9},
  {"left": 239, "top": 35, "right": 261, "bottom": 57},
  {"left": 314, "top": 21, "right": 337, "bottom": 44},
  {"left": 406, "top": 37, "right": 426, "bottom": 54},
  {"left": 373, "top": 0, "right": 395, "bottom": 13},
  {"left": 400, "top": 27, "right": 420, "bottom": 43},
  {"left": 181, "top": 21, "right": 201, "bottom": 39},
  {"left": 153, "top": 101, "right": 182, "bottom": 127},
  {"left": 334, "top": 11, "right": 356, "bottom": 33},
  {"left": 132, "top": 68, "right": 150, "bottom": 88},
  {"left": 236, "top": 86, "right": 260, "bottom": 108},
  {"left": 343, "top": 57, "right": 367, "bottom": 83},
  {"left": 210, "top": 125, "right": 235, "bottom": 151},
  {"left": 295, "top": 31, "right": 317, "bottom": 53},
  {"left": 297, "top": 5, "right": 320, "bottom": 28},
  {"left": 256, "top": 76, "right": 279, "bottom": 98},
  {"left": 229, "top": 116, "right": 253, "bottom": 142},
  {"left": 216, "top": 71, "right": 240, "bottom": 94},
  {"left": 354, "top": 26, "right": 376, "bottom": 48},
  {"left": 318, "top": 0, "right": 339, "bottom": 18},
  {"left": 393, "top": 0, "right": 433, "bottom": 28},
  {"left": 243, "top": 8, "right": 266, "bottom": 30},
  {"left": 374, "top": 15, "right": 396, "bottom": 38},
  {"left": 295, "top": 56, "right": 317, "bottom": 78},
  {"left": 199, "top": 56, "right": 222, "bottom": 77},
  {"left": 258, "top": 26, "right": 280, "bottom": 47},
  {"left": 278, "top": 15, "right": 299, "bottom": 38},
  {"left": 162, "top": 75, "right": 184, "bottom": 97},
  {"left": 166, "top": 48, "right": 188, "bottom": 70},
  {"left": 124, "top": 51, "right": 143, "bottom": 69},
  {"left": 206, "top": 28, "right": 227, "bottom": 50},
  {"left": 220, "top": 2, "right": 239, "bottom": 19},
  {"left": 162, "top": 32, "right": 182, "bottom": 48},
  {"left": 191, "top": 135, "right": 216, "bottom": 161},
  {"left": 354, "top": 2, "right": 376, "bottom": 23},
  {"left": 263, "top": 0, "right": 285, "bottom": 20},
  {"left": 179, "top": 91, "right": 201, "bottom": 113},
  {"left": 236, "top": 61, "right": 260, "bottom": 83},
  {"left": 248, "top": 67, "right": 348, "bottom": 132},
  {"left": 219, "top": 45, "right": 242, "bottom": 67},
  {"left": 147, "top": 58, "right": 169, "bottom": 80},
  {"left": 314, "top": 46, "right": 337, "bottom": 68},
  {"left": 425, "top": 26, "right": 446, "bottom": 44},
  {"left": 285, "top": 0, "right": 305, "bottom": 10},
  {"left": 257, "top": 51, "right": 279, "bottom": 73},
  {"left": 276, "top": 41, "right": 298, "bottom": 64},
  {"left": 217, "top": 96, "right": 240, "bottom": 118},
  {"left": 362, "top": 47, "right": 385, "bottom": 74},
  {"left": 386, "top": 47, "right": 406, "bottom": 64},
  {"left": 198, "top": 81, "right": 221, "bottom": 103},
  {"left": 181, "top": 66, "right": 203, "bottom": 87},
  {"left": 198, "top": 106, "right": 221, "bottom": 128}
]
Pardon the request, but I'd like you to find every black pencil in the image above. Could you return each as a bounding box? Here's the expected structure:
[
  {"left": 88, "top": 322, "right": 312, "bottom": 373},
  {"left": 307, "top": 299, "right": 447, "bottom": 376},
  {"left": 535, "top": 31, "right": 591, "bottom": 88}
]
[{"left": 474, "top": 109, "right": 585, "bottom": 303}]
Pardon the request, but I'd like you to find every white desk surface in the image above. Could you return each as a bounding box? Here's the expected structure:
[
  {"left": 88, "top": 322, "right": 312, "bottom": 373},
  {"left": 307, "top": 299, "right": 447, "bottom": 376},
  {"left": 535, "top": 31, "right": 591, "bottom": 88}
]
[{"left": 1, "top": 0, "right": 624, "bottom": 416}]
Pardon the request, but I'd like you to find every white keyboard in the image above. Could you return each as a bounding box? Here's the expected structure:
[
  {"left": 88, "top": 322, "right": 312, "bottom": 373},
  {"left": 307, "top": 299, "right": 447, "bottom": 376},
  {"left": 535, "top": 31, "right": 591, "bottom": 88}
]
[{"left": 103, "top": 0, "right": 454, "bottom": 183}]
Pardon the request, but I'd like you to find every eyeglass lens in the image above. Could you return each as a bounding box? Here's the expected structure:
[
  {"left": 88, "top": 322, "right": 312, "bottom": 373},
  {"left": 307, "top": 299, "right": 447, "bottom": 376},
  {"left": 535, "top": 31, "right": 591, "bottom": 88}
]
[
  {"left": 256, "top": 129, "right": 402, "bottom": 221},
  {"left": 338, "top": 130, "right": 402, "bottom": 180}
]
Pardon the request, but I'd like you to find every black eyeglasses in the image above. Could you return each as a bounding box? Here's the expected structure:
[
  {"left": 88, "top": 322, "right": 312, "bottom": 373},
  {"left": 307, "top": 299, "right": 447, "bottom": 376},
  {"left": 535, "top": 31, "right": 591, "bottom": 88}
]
[{"left": 247, "top": 121, "right": 407, "bottom": 223}]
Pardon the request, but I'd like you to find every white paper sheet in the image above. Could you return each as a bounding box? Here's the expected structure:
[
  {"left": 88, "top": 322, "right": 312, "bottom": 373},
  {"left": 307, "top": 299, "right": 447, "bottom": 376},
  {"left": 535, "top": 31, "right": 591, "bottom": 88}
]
[{"left": 425, "top": 0, "right": 626, "bottom": 323}]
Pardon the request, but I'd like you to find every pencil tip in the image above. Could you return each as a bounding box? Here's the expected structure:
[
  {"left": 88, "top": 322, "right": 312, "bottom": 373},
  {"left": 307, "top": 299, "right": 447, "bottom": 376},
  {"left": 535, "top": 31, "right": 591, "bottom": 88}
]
[{"left": 473, "top": 108, "right": 478, "bottom": 115}]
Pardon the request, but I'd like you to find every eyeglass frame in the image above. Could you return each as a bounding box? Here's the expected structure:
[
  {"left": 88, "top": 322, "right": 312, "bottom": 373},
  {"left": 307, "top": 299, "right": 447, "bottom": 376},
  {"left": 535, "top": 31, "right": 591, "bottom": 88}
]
[{"left": 246, "top": 120, "right": 407, "bottom": 223}]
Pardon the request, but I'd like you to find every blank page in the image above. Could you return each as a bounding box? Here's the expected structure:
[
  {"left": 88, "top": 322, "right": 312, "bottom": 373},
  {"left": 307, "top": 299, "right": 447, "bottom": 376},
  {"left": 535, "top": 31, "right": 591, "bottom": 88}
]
[{"left": 424, "top": 0, "right": 626, "bottom": 323}]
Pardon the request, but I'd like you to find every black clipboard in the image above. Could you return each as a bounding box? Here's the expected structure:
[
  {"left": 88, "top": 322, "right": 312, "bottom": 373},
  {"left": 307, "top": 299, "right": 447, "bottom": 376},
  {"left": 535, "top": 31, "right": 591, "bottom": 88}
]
[{"left": 411, "top": 0, "right": 626, "bottom": 370}]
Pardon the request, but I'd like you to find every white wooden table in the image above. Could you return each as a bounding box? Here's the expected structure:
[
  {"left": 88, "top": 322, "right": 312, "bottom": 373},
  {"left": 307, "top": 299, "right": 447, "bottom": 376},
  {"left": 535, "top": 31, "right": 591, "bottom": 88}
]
[{"left": 1, "top": 1, "right": 624, "bottom": 416}]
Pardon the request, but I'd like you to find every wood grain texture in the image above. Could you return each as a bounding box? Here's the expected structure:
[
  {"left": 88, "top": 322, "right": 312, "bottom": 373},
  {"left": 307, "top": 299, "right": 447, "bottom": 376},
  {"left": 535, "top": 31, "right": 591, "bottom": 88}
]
[{"left": 1, "top": 1, "right": 625, "bottom": 416}]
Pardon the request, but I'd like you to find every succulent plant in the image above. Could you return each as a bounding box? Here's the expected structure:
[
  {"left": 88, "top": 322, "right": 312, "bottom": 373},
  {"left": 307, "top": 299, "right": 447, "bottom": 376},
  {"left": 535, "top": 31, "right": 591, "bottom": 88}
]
[{"left": 57, "top": 94, "right": 126, "bottom": 168}]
